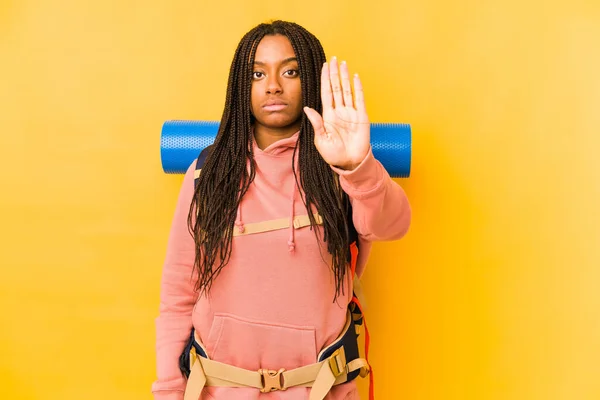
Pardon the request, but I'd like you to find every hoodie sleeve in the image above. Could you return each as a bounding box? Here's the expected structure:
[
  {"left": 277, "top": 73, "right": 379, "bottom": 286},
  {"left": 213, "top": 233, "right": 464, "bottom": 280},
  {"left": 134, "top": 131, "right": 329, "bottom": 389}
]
[
  {"left": 151, "top": 161, "right": 198, "bottom": 400},
  {"left": 331, "top": 147, "right": 412, "bottom": 242}
]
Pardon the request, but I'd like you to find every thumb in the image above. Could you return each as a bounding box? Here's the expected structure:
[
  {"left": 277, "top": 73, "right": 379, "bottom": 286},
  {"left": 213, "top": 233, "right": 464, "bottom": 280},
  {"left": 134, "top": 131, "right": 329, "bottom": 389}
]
[{"left": 303, "top": 107, "right": 325, "bottom": 136}]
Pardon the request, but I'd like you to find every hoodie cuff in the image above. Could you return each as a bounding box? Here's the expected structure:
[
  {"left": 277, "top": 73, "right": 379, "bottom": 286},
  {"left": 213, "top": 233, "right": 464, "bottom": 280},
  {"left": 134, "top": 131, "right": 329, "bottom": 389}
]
[{"left": 330, "top": 148, "right": 384, "bottom": 197}]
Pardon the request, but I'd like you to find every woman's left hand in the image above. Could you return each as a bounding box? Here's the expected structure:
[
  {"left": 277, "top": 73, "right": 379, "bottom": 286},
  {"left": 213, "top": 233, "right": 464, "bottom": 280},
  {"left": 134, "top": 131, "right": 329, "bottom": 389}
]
[{"left": 303, "top": 57, "right": 371, "bottom": 171}]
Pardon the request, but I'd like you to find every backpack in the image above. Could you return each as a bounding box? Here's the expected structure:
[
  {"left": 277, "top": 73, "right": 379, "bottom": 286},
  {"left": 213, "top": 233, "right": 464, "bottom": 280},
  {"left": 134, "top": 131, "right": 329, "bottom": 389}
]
[{"left": 178, "top": 146, "right": 373, "bottom": 399}]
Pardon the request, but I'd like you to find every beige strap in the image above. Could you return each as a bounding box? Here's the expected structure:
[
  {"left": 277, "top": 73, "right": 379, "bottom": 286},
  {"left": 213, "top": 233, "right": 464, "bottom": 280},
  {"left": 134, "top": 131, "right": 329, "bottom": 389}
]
[
  {"left": 308, "top": 347, "right": 346, "bottom": 400},
  {"left": 282, "top": 354, "right": 349, "bottom": 389},
  {"left": 347, "top": 358, "right": 371, "bottom": 378},
  {"left": 232, "top": 217, "right": 288, "bottom": 237},
  {"left": 202, "top": 358, "right": 261, "bottom": 387},
  {"left": 232, "top": 213, "right": 323, "bottom": 237},
  {"left": 183, "top": 349, "right": 368, "bottom": 399},
  {"left": 308, "top": 362, "right": 337, "bottom": 399},
  {"left": 184, "top": 356, "right": 207, "bottom": 400}
]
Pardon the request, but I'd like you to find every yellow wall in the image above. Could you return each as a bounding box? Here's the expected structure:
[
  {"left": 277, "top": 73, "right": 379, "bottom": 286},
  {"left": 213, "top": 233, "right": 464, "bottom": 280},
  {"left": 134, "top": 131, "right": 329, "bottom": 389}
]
[{"left": 1, "top": 1, "right": 599, "bottom": 399}]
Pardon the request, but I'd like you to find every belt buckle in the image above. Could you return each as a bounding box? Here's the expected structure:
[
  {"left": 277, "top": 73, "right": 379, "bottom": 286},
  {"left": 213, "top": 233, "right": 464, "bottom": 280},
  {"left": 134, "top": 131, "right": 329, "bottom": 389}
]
[{"left": 259, "top": 368, "right": 286, "bottom": 392}]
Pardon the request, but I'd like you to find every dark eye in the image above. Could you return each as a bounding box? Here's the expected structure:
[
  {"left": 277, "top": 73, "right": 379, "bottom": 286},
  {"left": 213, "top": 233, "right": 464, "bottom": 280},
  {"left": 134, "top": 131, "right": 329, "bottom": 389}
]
[
  {"left": 252, "top": 71, "right": 264, "bottom": 79},
  {"left": 284, "top": 69, "right": 299, "bottom": 77}
]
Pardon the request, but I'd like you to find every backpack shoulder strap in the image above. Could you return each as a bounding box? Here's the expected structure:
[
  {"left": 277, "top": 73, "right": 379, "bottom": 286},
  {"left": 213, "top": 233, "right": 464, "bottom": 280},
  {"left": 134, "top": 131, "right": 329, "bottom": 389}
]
[{"left": 194, "top": 145, "right": 214, "bottom": 189}]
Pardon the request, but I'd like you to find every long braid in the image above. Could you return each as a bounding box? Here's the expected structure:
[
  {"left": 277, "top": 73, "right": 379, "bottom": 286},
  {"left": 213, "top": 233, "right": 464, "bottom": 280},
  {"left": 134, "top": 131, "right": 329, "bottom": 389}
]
[
  {"left": 188, "top": 21, "right": 351, "bottom": 300},
  {"left": 285, "top": 26, "right": 350, "bottom": 299}
]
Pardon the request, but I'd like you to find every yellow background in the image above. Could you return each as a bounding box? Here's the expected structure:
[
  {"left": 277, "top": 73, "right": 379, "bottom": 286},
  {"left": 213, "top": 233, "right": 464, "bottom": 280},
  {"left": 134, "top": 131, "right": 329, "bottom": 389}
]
[{"left": 1, "top": 0, "right": 599, "bottom": 399}]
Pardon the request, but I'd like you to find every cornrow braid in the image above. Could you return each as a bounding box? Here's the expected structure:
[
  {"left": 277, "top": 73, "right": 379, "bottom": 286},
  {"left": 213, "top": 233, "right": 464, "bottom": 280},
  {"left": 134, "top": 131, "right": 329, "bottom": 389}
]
[{"left": 188, "top": 20, "right": 352, "bottom": 300}]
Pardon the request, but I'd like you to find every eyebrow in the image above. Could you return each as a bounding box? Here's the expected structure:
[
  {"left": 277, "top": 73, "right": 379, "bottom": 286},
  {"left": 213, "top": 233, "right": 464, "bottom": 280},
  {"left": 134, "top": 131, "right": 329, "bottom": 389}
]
[{"left": 253, "top": 57, "right": 298, "bottom": 66}]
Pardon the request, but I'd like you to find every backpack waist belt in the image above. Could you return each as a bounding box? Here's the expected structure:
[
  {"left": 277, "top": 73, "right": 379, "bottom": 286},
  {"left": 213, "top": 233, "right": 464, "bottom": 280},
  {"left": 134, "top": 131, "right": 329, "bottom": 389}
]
[{"left": 182, "top": 310, "right": 370, "bottom": 400}]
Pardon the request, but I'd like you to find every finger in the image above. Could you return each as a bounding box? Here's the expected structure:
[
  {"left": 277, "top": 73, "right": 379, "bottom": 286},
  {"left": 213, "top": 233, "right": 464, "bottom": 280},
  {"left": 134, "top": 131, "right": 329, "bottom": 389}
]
[
  {"left": 329, "top": 56, "right": 344, "bottom": 107},
  {"left": 340, "top": 61, "right": 353, "bottom": 108},
  {"left": 303, "top": 107, "right": 326, "bottom": 136},
  {"left": 354, "top": 73, "right": 365, "bottom": 113},
  {"left": 320, "top": 62, "right": 333, "bottom": 113}
]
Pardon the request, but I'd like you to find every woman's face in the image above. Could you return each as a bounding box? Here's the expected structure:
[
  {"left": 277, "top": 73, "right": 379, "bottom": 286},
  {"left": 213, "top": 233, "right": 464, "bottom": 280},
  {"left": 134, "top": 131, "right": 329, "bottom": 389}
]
[{"left": 250, "top": 34, "right": 303, "bottom": 135}]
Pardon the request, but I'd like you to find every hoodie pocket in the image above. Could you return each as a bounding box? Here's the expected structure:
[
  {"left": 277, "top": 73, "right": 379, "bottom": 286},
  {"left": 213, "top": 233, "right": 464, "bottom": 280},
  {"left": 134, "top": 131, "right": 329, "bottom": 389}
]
[{"left": 205, "top": 313, "right": 317, "bottom": 371}]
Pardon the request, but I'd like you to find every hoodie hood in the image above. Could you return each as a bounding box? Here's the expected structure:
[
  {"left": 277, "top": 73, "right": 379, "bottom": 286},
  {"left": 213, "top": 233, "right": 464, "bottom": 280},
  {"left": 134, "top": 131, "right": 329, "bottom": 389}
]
[{"left": 252, "top": 131, "right": 300, "bottom": 156}]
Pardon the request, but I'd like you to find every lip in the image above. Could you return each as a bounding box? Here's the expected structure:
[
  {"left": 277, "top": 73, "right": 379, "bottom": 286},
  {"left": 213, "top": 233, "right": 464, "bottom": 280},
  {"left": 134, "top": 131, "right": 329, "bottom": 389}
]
[{"left": 263, "top": 101, "right": 287, "bottom": 111}]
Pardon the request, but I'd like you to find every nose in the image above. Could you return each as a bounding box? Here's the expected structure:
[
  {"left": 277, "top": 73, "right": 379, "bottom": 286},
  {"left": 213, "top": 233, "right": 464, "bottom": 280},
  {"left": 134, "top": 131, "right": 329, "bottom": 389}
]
[{"left": 266, "top": 74, "right": 282, "bottom": 94}]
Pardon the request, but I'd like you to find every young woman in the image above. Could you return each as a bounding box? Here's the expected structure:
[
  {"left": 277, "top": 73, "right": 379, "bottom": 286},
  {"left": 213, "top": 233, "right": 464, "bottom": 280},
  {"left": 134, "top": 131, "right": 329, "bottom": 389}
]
[{"left": 152, "top": 20, "right": 411, "bottom": 400}]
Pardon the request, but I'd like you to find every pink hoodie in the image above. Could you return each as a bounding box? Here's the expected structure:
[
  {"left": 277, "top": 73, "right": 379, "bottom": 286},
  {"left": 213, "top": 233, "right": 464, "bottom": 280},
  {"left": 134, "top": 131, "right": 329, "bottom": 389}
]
[{"left": 152, "top": 132, "right": 411, "bottom": 400}]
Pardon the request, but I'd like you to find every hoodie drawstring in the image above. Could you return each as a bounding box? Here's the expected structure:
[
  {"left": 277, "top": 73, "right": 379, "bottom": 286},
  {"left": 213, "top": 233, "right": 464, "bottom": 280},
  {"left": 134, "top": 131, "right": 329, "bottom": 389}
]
[
  {"left": 235, "top": 201, "right": 245, "bottom": 234},
  {"left": 235, "top": 161, "right": 251, "bottom": 235},
  {"left": 287, "top": 180, "right": 297, "bottom": 253}
]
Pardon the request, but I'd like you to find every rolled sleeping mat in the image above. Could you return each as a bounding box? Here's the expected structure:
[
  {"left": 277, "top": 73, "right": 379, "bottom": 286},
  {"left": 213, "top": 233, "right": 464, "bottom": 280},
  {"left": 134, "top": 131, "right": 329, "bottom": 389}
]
[{"left": 161, "top": 120, "right": 411, "bottom": 178}]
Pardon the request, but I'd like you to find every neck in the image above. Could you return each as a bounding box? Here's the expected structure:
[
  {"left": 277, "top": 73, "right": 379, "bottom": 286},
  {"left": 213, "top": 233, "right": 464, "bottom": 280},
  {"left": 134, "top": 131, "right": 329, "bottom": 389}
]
[{"left": 253, "top": 122, "right": 301, "bottom": 150}]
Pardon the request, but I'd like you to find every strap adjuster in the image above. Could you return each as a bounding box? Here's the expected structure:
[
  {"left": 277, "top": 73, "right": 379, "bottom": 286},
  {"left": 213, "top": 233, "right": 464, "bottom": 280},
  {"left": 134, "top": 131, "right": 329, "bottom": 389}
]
[
  {"left": 189, "top": 346, "right": 197, "bottom": 370},
  {"left": 328, "top": 348, "right": 347, "bottom": 378},
  {"left": 259, "top": 368, "right": 286, "bottom": 392}
]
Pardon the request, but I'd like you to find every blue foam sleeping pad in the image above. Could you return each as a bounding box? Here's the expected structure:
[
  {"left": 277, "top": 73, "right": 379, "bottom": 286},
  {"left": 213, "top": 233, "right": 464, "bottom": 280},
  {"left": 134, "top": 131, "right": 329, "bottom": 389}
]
[{"left": 160, "top": 120, "right": 411, "bottom": 178}]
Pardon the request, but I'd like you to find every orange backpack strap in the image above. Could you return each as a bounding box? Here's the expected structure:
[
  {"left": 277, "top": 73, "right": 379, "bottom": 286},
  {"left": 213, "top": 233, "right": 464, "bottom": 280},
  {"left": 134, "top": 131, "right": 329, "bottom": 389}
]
[{"left": 349, "top": 236, "right": 374, "bottom": 399}]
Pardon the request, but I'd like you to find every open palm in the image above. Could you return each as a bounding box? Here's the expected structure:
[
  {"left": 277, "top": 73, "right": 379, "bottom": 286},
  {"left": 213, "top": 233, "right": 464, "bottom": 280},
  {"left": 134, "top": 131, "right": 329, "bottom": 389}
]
[{"left": 303, "top": 57, "right": 371, "bottom": 170}]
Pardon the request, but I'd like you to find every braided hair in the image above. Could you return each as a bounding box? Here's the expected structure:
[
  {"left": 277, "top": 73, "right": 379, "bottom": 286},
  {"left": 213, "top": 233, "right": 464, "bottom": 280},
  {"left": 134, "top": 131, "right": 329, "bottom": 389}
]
[{"left": 188, "top": 20, "right": 351, "bottom": 300}]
